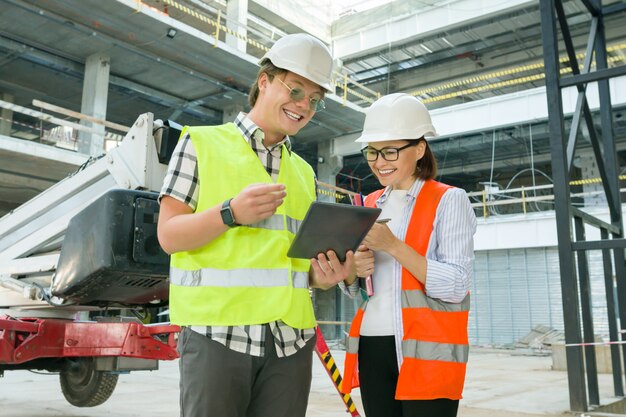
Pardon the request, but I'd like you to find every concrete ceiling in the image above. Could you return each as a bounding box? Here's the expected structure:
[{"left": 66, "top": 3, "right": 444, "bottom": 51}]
[
  {"left": 0, "top": 0, "right": 366, "bottom": 215},
  {"left": 334, "top": 0, "right": 626, "bottom": 109},
  {"left": 1, "top": 0, "right": 625, "bottom": 217},
  {"left": 0, "top": 0, "right": 365, "bottom": 132}
]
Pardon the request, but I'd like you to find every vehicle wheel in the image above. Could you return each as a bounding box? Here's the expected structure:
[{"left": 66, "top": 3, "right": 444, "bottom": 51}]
[{"left": 59, "top": 357, "right": 118, "bottom": 407}]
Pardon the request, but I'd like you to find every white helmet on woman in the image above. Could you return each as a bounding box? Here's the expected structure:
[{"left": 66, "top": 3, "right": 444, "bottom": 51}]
[
  {"left": 355, "top": 93, "right": 437, "bottom": 143},
  {"left": 260, "top": 33, "right": 334, "bottom": 92}
]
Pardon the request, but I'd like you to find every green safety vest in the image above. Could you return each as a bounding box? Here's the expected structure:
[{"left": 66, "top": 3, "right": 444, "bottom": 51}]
[{"left": 169, "top": 123, "right": 317, "bottom": 329}]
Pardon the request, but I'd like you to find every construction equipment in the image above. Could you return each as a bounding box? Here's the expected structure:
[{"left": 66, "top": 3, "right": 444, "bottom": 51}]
[
  {"left": 0, "top": 112, "right": 360, "bottom": 415},
  {"left": 0, "top": 113, "right": 181, "bottom": 407}
]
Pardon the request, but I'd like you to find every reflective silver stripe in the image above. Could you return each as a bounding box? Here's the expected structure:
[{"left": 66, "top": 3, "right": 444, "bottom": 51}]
[
  {"left": 346, "top": 336, "right": 360, "bottom": 354},
  {"left": 402, "top": 340, "right": 468, "bottom": 363},
  {"left": 292, "top": 271, "right": 309, "bottom": 289},
  {"left": 286, "top": 216, "right": 301, "bottom": 235},
  {"left": 401, "top": 290, "right": 470, "bottom": 312},
  {"left": 171, "top": 267, "right": 290, "bottom": 287},
  {"left": 248, "top": 214, "right": 284, "bottom": 231},
  {"left": 245, "top": 215, "right": 300, "bottom": 234}
]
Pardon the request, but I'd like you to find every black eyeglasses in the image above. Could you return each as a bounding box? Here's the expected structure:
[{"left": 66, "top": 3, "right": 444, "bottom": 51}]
[
  {"left": 361, "top": 142, "right": 417, "bottom": 161},
  {"left": 276, "top": 78, "right": 326, "bottom": 112}
]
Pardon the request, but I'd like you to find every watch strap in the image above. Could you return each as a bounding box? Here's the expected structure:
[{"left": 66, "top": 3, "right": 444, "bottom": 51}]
[{"left": 220, "top": 198, "right": 239, "bottom": 227}]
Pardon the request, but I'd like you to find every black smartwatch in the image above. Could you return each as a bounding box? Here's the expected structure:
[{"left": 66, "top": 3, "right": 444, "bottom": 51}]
[{"left": 220, "top": 198, "right": 239, "bottom": 227}]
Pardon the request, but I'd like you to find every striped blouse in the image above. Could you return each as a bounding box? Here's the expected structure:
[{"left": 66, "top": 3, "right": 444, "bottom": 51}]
[{"left": 343, "top": 178, "right": 477, "bottom": 303}]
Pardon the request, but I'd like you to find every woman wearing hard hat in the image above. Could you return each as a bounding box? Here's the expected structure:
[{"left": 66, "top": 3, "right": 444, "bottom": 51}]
[
  {"left": 158, "top": 33, "right": 354, "bottom": 417},
  {"left": 340, "top": 93, "right": 476, "bottom": 417}
]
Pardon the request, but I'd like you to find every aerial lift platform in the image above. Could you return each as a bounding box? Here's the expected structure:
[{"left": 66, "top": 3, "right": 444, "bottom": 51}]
[{"left": 0, "top": 113, "right": 181, "bottom": 406}]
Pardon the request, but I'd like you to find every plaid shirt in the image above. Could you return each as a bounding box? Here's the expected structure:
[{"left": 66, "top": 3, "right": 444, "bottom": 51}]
[{"left": 160, "top": 112, "right": 315, "bottom": 357}]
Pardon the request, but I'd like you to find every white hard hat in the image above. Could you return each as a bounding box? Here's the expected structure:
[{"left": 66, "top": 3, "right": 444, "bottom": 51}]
[
  {"left": 260, "top": 33, "right": 334, "bottom": 92},
  {"left": 355, "top": 93, "right": 438, "bottom": 143}
]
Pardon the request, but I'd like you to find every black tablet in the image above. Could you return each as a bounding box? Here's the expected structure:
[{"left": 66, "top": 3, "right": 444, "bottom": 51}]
[{"left": 287, "top": 202, "right": 382, "bottom": 262}]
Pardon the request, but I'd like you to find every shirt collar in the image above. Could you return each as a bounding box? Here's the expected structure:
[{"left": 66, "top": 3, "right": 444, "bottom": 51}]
[
  {"left": 234, "top": 112, "right": 292, "bottom": 154},
  {"left": 375, "top": 178, "right": 424, "bottom": 206}
]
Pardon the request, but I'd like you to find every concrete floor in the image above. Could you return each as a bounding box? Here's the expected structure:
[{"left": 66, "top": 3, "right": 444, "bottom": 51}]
[{"left": 0, "top": 347, "right": 620, "bottom": 417}]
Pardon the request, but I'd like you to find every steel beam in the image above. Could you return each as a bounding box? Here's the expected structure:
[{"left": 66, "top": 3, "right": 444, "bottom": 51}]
[
  {"left": 574, "top": 217, "right": 600, "bottom": 407},
  {"left": 592, "top": 0, "right": 626, "bottom": 393},
  {"left": 541, "top": 0, "right": 626, "bottom": 410},
  {"left": 560, "top": 66, "right": 626, "bottom": 87},
  {"left": 600, "top": 228, "right": 624, "bottom": 397},
  {"left": 540, "top": 0, "right": 587, "bottom": 411}
]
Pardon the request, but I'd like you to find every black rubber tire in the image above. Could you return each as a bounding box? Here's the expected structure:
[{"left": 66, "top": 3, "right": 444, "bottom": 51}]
[{"left": 59, "top": 357, "right": 118, "bottom": 407}]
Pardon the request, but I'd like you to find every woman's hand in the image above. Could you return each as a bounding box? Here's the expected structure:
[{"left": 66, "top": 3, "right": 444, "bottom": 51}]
[
  {"left": 354, "top": 245, "right": 375, "bottom": 277},
  {"left": 362, "top": 223, "right": 399, "bottom": 252}
]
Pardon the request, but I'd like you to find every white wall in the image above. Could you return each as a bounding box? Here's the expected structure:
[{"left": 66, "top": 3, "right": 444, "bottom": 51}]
[
  {"left": 333, "top": 0, "right": 535, "bottom": 59},
  {"left": 475, "top": 205, "right": 626, "bottom": 251}
]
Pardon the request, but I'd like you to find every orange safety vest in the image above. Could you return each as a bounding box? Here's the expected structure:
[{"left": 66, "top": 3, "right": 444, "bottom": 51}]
[{"left": 341, "top": 179, "right": 470, "bottom": 400}]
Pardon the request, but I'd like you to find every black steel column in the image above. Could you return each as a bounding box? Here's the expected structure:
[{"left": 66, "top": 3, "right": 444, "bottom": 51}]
[
  {"left": 600, "top": 228, "right": 624, "bottom": 396},
  {"left": 540, "top": 0, "right": 587, "bottom": 411},
  {"left": 592, "top": 0, "right": 626, "bottom": 392},
  {"left": 541, "top": 0, "right": 626, "bottom": 411},
  {"left": 574, "top": 217, "right": 600, "bottom": 407}
]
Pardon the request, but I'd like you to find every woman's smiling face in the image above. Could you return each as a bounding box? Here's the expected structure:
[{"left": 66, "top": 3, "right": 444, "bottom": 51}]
[{"left": 366, "top": 140, "right": 426, "bottom": 190}]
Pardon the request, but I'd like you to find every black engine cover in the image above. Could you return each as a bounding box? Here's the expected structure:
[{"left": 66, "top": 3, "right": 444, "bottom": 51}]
[{"left": 52, "top": 189, "right": 170, "bottom": 305}]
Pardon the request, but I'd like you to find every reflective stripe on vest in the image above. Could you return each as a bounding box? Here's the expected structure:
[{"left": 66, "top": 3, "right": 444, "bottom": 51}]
[
  {"left": 171, "top": 268, "right": 309, "bottom": 289},
  {"left": 341, "top": 180, "right": 470, "bottom": 400},
  {"left": 345, "top": 335, "right": 359, "bottom": 354},
  {"left": 247, "top": 214, "right": 301, "bottom": 234},
  {"left": 401, "top": 340, "right": 469, "bottom": 363},
  {"left": 287, "top": 216, "right": 301, "bottom": 235},
  {"left": 402, "top": 289, "right": 470, "bottom": 312}
]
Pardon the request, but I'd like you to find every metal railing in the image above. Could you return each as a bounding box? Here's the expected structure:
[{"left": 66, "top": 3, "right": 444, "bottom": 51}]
[
  {"left": 468, "top": 177, "right": 626, "bottom": 219},
  {"left": 0, "top": 99, "right": 126, "bottom": 152},
  {"left": 138, "top": 0, "right": 380, "bottom": 106}
]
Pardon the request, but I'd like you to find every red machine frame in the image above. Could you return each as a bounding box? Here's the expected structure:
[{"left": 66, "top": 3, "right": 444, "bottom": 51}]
[{"left": 0, "top": 315, "right": 179, "bottom": 364}]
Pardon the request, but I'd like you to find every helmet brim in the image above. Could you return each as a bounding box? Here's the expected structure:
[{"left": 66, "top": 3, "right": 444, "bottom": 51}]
[{"left": 355, "top": 127, "right": 438, "bottom": 143}]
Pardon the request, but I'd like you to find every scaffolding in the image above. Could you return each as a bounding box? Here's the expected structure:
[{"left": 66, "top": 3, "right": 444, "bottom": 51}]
[{"left": 540, "top": 0, "right": 626, "bottom": 412}]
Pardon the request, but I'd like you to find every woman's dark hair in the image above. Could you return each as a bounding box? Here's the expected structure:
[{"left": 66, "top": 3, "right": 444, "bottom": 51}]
[
  {"left": 248, "top": 59, "right": 287, "bottom": 108},
  {"left": 412, "top": 138, "right": 437, "bottom": 180}
]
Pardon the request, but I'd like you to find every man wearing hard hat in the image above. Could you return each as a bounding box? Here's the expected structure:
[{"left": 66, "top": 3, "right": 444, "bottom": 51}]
[{"left": 157, "top": 34, "right": 354, "bottom": 417}]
